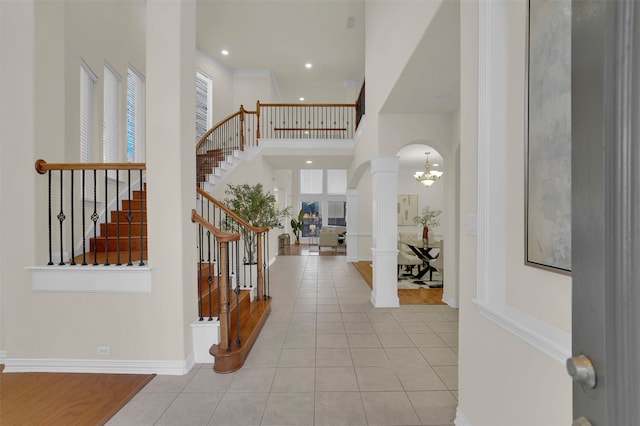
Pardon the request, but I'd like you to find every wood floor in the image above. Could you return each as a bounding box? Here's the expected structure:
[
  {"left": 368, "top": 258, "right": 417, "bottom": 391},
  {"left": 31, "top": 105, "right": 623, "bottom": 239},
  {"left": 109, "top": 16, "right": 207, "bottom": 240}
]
[
  {"left": 352, "top": 261, "right": 445, "bottom": 305},
  {"left": 0, "top": 370, "right": 154, "bottom": 425}
]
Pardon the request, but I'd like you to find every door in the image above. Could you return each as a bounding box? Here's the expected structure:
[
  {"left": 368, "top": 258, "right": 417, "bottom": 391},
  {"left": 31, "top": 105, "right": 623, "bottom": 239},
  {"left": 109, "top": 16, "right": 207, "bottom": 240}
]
[{"left": 571, "top": 1, "right": 640, "bottom": 424}]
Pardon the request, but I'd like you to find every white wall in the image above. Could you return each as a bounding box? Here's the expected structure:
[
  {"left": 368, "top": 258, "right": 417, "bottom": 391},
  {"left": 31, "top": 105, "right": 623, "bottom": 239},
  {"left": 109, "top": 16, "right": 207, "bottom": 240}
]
[
  {"left": 196, "top": 51, "right": 235, "bottom": 125},
  {"left": 234, "top": 71, "right": 279, "bottom": 109},
  {"left": 457, "top": 1, "right": 572, "bottom": 424}
]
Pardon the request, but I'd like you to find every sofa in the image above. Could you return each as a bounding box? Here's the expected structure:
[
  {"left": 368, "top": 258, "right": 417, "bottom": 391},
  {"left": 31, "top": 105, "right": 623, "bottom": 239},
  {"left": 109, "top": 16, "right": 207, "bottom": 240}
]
[{"left": 319, "top": 228, "right": 342, "bottom": 251}]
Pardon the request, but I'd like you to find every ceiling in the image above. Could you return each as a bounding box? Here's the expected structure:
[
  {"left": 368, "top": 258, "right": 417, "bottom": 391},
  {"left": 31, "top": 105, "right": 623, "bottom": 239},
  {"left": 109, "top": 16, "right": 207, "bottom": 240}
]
[{"left": 195, "top": 0, "right": 460, "bottom": 171}]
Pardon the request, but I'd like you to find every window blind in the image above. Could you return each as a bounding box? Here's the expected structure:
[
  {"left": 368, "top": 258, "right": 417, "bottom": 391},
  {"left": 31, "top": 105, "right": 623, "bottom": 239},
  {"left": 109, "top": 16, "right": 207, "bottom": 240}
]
[
  {"left": 127, "top": 66, "right": 144, "bottom": 162},
  {"left": 103, "top": 63, "right": 120, "bottom": 165},
  {"left": 327, "top": 169, "right": 347, "bottom": 195},
  {"left": 300, "top": 169, "right": 323, "bottom": 194},
  {"left": 80, "top": 61, "right": 96, "bottom": 163},
  {"left": 196, "top": 71, "right": 212, "bottom": 141}
]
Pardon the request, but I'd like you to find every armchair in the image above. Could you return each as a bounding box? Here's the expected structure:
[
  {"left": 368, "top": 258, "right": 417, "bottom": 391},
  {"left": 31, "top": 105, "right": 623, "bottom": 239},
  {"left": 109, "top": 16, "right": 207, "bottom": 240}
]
[{"left": 318, "top": 229, "right": 339, "bottom": 251}]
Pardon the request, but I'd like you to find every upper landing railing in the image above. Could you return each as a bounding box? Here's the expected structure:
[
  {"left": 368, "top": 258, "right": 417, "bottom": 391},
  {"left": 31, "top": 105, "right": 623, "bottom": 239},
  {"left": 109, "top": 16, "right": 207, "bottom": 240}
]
[{"left": 196, "top": 82, "right": 365, "bottom": 187}]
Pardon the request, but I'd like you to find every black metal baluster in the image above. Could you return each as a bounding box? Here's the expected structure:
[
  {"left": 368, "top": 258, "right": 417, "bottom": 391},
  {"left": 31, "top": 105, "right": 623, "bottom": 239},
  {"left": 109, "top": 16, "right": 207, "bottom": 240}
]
[
  {"left": 70, "top": 171, "right": 76, "bottom": 265},
  {"left": 225, "top": 243, "right": 231, "bottom": 352},
  {"left": 115, "top": 170, "right": 121, "bottom": 265},
  {"left": 264, "top": 231, "right": 270, "bottom": 299},
  {"left": 197, "top": 223, "right": 204, "bottom": 321},
  {"left": 207, "top": 229, "right": 213, "bottom": 321},
  {"left": 235, "top": 245, "right": 241, "bottom": 349},
  {"left": 138, "top": 170, "right": 144, "bottom": 266},
  {"left": 103, "top": 170, "right": 110, "bottom": 266},
  {"left": 58, "top": 171, "right": 66, "bottom": 265},
  {"left": 81, "top": 170, "right": 87, "bottom": 265},
  {"left": 46, "top": 171, "right": 53, "bottom": 265},
  {"left": 126, "top": 170, "right": 133, "bottom": 266},
  {"left": 92, "top": 170, "right": 98, "bottom": 265}
]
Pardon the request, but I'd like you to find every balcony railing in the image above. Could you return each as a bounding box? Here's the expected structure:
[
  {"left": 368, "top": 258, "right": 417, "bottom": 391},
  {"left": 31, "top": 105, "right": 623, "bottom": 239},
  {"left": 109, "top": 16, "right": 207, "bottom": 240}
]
[{"left": 34, "top": 160, "right": 147, "bottom": 267}]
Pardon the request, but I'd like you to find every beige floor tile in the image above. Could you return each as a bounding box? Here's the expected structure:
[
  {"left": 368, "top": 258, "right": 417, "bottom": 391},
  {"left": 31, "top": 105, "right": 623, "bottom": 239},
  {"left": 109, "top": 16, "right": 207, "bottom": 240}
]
[
  {"left": 433, "top": 366, "right": 458, "bottom": 390},
  {"left": 425, "top": 321, "right": 459, "bottom": 333},
  {"left": 278, "top": 348, "right": 316, "bottom": 367},
  {"left": 243, "top": 346, "right": 281, "bottom": 368},
  {"left": 107, "top": 392, "right": 179, "bottom": 426},
  {"left": 270, "top": 367, "right": 315, "bottom": 392},
  {"left": 315, "top": 391, "right": 367, "bottom": 426},
  {"left": 155, "top": 393, "right": 221, "bottom": 426},
  {"left": 339, "top": 303, "right": 365, "bottom": 312},
  {"left": 316, "top": 333, "right": 349, "bottom": 348},
  {"left": 391, "top": 311, "right": 422, "bottom": 321},
  {"left": 384, "top": 347, "right": 428, "bottom": 366},
  {"left": 140, "top": 369, "right": 197, "bottom": 393},
  {"left": 399, "top": 321, "right": 433, "bottom": 333},
  {"left": 361, "top": 391, "right": 421, "bottom": 425},
  {"left": 350, "top": 348, "right": 391, "bottom": 366},
  {"left": 316, "top": 348, "right": 353, "bottom": 366},
  {"left": 394, "top": 365, "right": 448, "bottom": 391},
  {"left": 316, "top": 321, "right": 346, "bottom": 334},
  {"left": 377, "top": 333, "right": 416, "bottom": 348},
  {"left": 316, "top": 304, "right": 341, "bottom": 312},
  {"left": 366, "top": 312, "right": 396, "bottom": 322},
  {"left": 290, "top": 312, "right": 317, "bottom": 322},
  {"left": 261, "top": 392, "right": 315, "bottom": 426},
  {"left": 407, "top": 391, "right": 458, "bottom": 425},
  {"left": 407, "top": 332, "right": 449, "bottom": 348},
  {"left": 283, "top": 331, "right": 317, "bottom": 348},
  {"left": 315, "top": 366, "right": 359, "bottom": 391},
  {"left": 419, "top": 347, "right": 459, "bottom": 366},
  {"left": 342, "top": 312, "right": 369, "bottom": 322},
  {"left": 317, "top": 296, "right": 339, "bottom": 304},
  {"left": 208, "top": 392, "right": 268, "bottom": 426},
  {"left": 226, "top": 367, "right": 275, "bottom": 393},
  {"left": 344, "top": 321, "right": 375, "bottom": 334},
  {"left": 183, "top": 368, "right": 235, "bottom": 393},
  {"left": 438, "top": 333, "right": 459, "bottom": 348},
  {"left": 372, "top": 321, "right": 405, "bottom": 334},
  {"left": 347, "top": 333, "right": 382, "bottom": 348},
  {"left": 355, "top": 366, "right": 403, "bottom": 391},
  {"left": 317, "top": 312, "right": 344, "bottom": 322},
  {"left": 414, "top": 312, "right": 448, "bottom": 322}
]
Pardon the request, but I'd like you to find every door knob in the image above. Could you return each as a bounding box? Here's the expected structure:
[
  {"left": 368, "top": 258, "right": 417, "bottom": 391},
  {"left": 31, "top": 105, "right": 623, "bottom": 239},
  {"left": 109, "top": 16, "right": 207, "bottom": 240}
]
[
  {"left": 566, "top": 354, "right": 597, "bottom": 389},
  {"left": 572, "top": 416, "right": 593, "bottom": 426}
]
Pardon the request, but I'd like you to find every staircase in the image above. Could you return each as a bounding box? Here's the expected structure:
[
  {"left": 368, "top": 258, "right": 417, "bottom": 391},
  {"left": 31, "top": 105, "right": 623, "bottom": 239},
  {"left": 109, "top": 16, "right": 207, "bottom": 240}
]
[
  {"left": 77, "top": 186, "right": 148, "bottom": 265},
  {"left": 198, "top": 146, "right": 261, "bottom": 192}
]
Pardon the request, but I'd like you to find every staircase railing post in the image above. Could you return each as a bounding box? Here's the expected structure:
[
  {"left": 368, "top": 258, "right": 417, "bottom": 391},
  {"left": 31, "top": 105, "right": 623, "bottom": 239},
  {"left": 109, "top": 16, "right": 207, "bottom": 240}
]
[
  {"left": 256, "top": 231, "right": 264, "bottom": 301},
  {"left": 218, "top": 240, "right": 230, "bottom": 352},
  {"left": 256, "top": 100, "right": 261, "bottom": 140},
  {"left": 240, "top": 105, "right": 245, "bottom": 152}
]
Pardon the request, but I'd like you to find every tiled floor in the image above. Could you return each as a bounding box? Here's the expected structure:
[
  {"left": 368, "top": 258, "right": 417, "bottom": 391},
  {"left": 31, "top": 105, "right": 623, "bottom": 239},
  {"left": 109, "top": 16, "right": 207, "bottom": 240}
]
[{"left": 107, "top": 255, "right": 459, "bottom": 426}]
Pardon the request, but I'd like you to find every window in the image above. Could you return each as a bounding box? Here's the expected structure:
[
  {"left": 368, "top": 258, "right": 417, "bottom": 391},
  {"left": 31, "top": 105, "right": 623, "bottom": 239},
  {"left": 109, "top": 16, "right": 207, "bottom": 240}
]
[
  {"left": 328, "top": 200, "right": 347, "bottom": 226},
  {"left": 196, "top": 71, "right": 212, "bottom": 141},
  {"left": 301, "top": 201, "right": 321, "bottom": 237},
  {"left": 80, "top": 61, "right": 97, "bottom": 163},
  {"left": 103, "top": 63, "right": 120, "bottom": 165},
  {"left": 127, "top": 66, "right": 145, "bottom": 162},
  {"left": 300, "top": 169, "right": 323, "bottom": 194},
  {"left": 327, "top": 169, "right": 347, "bottom": 195}
]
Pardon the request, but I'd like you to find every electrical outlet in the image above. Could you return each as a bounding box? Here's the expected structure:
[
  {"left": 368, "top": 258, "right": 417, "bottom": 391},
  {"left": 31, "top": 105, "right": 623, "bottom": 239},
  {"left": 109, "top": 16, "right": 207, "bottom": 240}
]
[{"left": 97, "top": 346, "right": 111, "bottom": 356}]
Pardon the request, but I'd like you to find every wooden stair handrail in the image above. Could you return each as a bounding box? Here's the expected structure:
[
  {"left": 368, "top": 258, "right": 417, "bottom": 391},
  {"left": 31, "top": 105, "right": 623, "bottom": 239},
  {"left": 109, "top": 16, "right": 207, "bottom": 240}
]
[
  {"left": 191, "top": 209, "right": 241, "bottom": 243},
  {"left": 35, "top": 159, "right": 146, "bottom": 174},
  {"left": 196, "top": 188, "right": 269, "bottom": 234},
  {"left": 258, "top": 102, "right": 356, "bottom": 108},
  {"left": 195, "top": 109, "right": 258, "bottom": 154}
]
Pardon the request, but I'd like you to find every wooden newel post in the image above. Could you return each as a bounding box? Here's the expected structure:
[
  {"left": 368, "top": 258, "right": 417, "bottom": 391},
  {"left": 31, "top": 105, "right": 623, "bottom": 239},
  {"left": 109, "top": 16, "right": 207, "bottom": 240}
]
[
  {"left": 256, "top": 100, "right": 261, "bottom": 139},
  {"left": 239, "top": 105, "right": 245, "bottom": 152},
  {"left": 218, "top": 241, "right": 230, "bottom": 352},
  {"left": 256, "top": 231, "right": 264, "bottom": 301}
]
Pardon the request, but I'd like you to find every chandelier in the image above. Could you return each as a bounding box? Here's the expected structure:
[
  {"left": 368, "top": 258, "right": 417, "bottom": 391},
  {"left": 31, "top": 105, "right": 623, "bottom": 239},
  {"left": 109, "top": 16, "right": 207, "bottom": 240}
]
[{"left": 414, "top": 152, "right": 443, "bottom": 187}]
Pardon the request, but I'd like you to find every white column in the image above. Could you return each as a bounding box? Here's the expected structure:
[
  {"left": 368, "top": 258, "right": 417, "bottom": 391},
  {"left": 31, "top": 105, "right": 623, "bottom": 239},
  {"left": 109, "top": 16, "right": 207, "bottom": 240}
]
[
  {"left": 346, "top": 189, "right": 358, "bottom": 262},
  {"left": 370, "top": 156, "right": 399, "bottom": 307},
  {"left": 146, "top": 0, "right": 197, "bottom": 357}
]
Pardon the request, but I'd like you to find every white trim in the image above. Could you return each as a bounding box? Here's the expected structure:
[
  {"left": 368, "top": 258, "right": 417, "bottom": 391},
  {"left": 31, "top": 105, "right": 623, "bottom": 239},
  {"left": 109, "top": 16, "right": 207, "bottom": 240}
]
[
  {"left": 442, "top": 294, "right": 459, "bottom": 308},
  {"left": 475, "top": 0, "right": 571, "bottom": 365},
  {"left": 455, "top": 407, "right": 473, "bottom": 426},
  {"left": 28, "top": 265, "right": 152, "bottom": 293},
  {"left": 473, "top": 299, "right": 570, "bottom": 364},
  {"left": 2, "top": 354, "right": 195, "bottom": 376}
]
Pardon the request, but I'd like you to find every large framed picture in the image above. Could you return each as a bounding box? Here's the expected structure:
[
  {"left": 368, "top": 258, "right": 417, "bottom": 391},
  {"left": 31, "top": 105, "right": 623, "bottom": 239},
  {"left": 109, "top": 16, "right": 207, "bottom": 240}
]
[
  {"left": 525, "top": 0, "right": 572, "bottom": 274},
  {"left": 397, "top": 194, "right": 418, "bottom": 226}
]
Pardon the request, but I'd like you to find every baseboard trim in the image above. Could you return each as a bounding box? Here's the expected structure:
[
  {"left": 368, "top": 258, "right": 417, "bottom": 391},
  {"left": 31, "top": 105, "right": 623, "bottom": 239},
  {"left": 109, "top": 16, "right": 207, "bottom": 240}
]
[
  {"left": 455, "top": 407, "right": 473, "bottom": 426},
  {"left": 2, "top": 353, "right": 195, "bottom": 376},
  {"left": 442, "top": 294, "right": 459, "bottom": 308}
]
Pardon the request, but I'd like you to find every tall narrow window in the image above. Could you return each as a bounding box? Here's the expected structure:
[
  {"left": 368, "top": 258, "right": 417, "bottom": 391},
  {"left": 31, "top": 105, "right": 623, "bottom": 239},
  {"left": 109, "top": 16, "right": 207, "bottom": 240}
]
[
  {"left": 196, "top": 70, "right": 213, "bottom": 141},
  {"left": 103, "top": 63, "right": 120, "bottom": 165},
  {"left": 300, "top": 169, "right": 323, "bottom": 194},
  {"left": 127, "top": 66, "right": 145, "bottom": 162},
  {"left": 80, "top": 61, "right": 97, "bottom": 163},
  {"left": 327, "top": 169, "right": 347, "bottom": 195}
]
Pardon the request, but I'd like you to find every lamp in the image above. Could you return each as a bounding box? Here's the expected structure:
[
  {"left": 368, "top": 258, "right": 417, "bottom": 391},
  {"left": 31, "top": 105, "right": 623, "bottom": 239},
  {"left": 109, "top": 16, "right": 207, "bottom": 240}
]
[{"left": 414, "top": 152, "right": 443, "bottom": 187}]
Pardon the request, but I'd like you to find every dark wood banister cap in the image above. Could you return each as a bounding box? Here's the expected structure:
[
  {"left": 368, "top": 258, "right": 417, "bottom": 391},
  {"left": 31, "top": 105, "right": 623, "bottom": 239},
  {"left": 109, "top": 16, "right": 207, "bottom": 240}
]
[
  {"left": 35, "top": 159, "right": 146, "bottom": 174},
  {"left": 191, "top": 209, "right": 240, "bottom": 243}
]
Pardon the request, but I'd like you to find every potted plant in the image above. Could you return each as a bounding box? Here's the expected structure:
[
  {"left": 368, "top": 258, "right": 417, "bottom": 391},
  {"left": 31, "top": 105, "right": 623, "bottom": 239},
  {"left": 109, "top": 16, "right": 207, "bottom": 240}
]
[
  {"left": 413, "top": 206, "right": 442, "bottom": 243},
  {"left": 223, "top": 183, "right": 290, "bottom": 263},
  {"left": 290, "top": 209, "right": 304, "bottom": 245}
]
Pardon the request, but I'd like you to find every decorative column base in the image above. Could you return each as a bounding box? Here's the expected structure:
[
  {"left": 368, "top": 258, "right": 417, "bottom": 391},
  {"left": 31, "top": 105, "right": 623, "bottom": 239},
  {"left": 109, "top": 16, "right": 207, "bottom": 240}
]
[{"left": 370, "top": 249, "right": 400, "bottom": 308}]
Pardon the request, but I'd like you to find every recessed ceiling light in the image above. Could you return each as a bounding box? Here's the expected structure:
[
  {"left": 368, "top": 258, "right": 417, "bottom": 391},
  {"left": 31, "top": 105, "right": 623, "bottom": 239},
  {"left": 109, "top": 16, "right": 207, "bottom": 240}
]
[
  {"left": 299, "top": 97, "right": 305, "bottom": 101},
  {"left": 221, "top": 49, "right": 229, "bottom": 56},
  {"left": 306, "top": 160, "right": 313, "bottom": 164},
  {"left": 433, "top": 163, "right": 439, "bottom": 167},
  {"left": 305, "top": 63, "right": 312, "bottom": 69}
]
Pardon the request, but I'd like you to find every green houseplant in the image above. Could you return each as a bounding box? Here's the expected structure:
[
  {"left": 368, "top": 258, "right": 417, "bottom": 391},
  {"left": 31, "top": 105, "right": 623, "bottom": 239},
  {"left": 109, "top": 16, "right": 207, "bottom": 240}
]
[
  {"left": 413, "top": 206, "right": 442, "bottom": 242},
  {"left": 290, "top": 209, "right": 304, "bottom": 245},
  {"left": 223, "top": 183, "right": 290, "bottom": 263}
]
